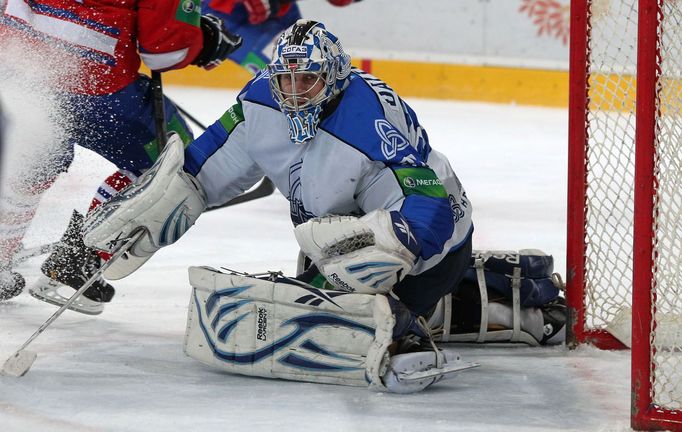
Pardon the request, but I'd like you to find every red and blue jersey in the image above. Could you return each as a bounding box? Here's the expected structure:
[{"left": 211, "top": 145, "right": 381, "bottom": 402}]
[{"left": 0, "top": 0, "right": 204, "bottom": 94}]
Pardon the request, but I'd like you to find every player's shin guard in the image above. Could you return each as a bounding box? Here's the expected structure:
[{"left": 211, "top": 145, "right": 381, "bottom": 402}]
[{"left": 183, "top": 267, "right": 476, "bottom": 392}]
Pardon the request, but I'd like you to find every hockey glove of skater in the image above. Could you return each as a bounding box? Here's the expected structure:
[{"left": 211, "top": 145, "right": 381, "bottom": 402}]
[
  {"left": 83, "top": 133, "right": 207, "bottom": 280},
  {"left": 294, "top": 209, "right": 418, "bottom": 295},
  {"left": 241, "top": 0, "right": 290, "bottom": 24},
  {"left": 193, "top": 14, "right": 243, "bottom": 70}
]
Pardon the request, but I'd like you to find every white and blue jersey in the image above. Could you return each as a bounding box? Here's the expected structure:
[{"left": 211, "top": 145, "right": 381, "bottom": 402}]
[{"left": 185, "top": 69, "right": 473, "bottom": 275}]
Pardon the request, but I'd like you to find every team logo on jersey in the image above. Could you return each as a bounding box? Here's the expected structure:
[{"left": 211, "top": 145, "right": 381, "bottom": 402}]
[
  {"left": 375, "top": 119, "right": 409, "bottom": 160},
  {"left": 181, "top": 0, "right": 195, "bottom": 13},
  {"left": 289, "top": 161, "right": 315, "bottom": 225},
  {"left": 449, "top": 193, "right": 469, "bottom": 222}
]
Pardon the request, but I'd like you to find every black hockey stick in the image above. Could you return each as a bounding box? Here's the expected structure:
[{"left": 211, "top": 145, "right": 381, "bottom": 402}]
[
  {"left": 150, "top": 70, "right": 168, "bottom": 152},
  {"left": 172, "top": 100, "right": 207, "bottom": 131},
  {"left": 207, "top": 176, "right": 276, "bottom": 211}
]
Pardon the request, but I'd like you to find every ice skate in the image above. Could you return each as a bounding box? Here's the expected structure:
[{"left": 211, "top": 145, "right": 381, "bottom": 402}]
[
  {"left": 0, "top": 267, "right": 24, "bottom": 301},
  {"left": 29, "top": 211, "right": 115, "bottom": 315}
]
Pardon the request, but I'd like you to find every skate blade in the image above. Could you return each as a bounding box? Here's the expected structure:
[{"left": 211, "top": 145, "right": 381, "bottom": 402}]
[
  {"left": 1, "top": 350, "right": 37, "bottom": 377},
  {"left": 397, "top": 361, "right": 479, "bottom": 382},
  {"left": 29, "top": 277, "right": 103, "bottom": 316}
]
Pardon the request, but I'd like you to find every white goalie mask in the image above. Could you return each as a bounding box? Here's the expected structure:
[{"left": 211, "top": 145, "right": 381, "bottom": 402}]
[{"left": 268, "top": 20, "right": 351, "bottom": 144}]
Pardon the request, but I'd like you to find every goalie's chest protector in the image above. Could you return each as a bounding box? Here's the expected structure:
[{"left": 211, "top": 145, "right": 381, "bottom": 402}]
[{"left": 242, "top": 101, "right": 383, "bottom": 222}]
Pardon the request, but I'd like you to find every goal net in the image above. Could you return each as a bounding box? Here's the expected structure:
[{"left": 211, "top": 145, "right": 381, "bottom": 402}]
[{"left": 567, "top": 0, "right": 682, "bottom": 430}]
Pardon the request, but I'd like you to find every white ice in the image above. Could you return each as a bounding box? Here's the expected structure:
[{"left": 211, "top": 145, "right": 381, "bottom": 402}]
[{"left": 0, "top": 87, "right": 632, "bottom": 432}]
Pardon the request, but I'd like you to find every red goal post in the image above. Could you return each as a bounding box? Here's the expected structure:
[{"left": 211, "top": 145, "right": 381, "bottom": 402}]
[{"left": 567, "top": 0, "right": 682, "bottom": 430}]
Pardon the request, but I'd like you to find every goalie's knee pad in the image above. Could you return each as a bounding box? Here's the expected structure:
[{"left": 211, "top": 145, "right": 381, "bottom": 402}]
[
  {"left": 83, "top": 133, "right": 206, "bottom": 280},
  {"left": 293, "top": 210, "right": 417, "bottom": 294}
]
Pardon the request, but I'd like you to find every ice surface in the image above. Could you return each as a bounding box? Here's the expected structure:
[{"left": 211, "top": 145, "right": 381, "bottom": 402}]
[{"left": 0, "top": 87, "right": 633, "bottom": 431}]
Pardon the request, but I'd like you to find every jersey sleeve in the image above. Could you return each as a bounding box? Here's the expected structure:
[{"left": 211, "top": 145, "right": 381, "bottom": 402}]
[
  {"left": 136, "top": 0, "right": 204, "bottom": 71},
  {"left": 328, "top": 74, "right": 460, "bottom": 262},
  {"left": 356, "top": 163, "right": 456, "bottom": 262},
  {"left": 184, "top": 102, "right": 264, "bottom": 206}
]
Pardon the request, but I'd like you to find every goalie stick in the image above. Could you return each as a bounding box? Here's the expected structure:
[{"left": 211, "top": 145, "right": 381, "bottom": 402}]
[{"left": 1, "top": 230, "right": 144, "bottom": 377}]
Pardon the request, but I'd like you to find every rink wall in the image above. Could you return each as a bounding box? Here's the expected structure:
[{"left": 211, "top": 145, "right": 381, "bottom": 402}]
[{"left": 160, "top": 0, "right": 576, "bottom": 107}]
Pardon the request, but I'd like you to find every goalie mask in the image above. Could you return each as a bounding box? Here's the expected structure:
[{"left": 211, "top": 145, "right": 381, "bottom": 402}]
[{"left": 268, "top": 20, "right": 351, "bottom": 144}]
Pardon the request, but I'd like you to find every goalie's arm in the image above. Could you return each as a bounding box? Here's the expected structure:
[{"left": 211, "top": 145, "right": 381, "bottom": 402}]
[
  {"left": 355, "top": 164, "right": 455, "bottom": 262},
  {"left": 184, "top": 103, "right": 264, "bottom": 207}
]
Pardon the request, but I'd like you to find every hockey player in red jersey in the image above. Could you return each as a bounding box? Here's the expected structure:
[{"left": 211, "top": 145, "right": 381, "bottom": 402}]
[
  {"left": 206, "top": 0, "right": 362, "bottom": 73},
  {"left": 0, "top": 0, "right": 242, "bottom": 312}
]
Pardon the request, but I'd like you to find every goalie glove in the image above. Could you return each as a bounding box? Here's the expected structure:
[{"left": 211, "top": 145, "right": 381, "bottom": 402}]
[
  {"left": 83, "top": 133, "right": 207, "bottom": 280},
  {"left": 294, "top": 210, "right": 419, "bottom": 294}
]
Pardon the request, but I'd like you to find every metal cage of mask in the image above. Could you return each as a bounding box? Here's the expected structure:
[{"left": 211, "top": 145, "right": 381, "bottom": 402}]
[{"left": 268, "top": 61, "right": 334, "bottom": 113}]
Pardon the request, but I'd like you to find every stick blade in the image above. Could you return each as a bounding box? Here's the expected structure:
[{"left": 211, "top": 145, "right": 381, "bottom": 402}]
[{"left": 1, "top": 350, "right": 37, "bottom": 377}]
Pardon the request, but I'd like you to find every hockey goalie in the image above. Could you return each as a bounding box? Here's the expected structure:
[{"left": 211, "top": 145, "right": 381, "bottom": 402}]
[{"left": 82, "top": 19, "right": 565, "bottom": 393}]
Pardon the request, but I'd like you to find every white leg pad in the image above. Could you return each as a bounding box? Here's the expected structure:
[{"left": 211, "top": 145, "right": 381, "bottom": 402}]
[{"left": 184, "top": 266, "right": 395, "bottom": 389}]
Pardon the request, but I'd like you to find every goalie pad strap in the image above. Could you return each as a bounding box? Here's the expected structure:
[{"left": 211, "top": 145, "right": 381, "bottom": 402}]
[
  {"left": 475, "top": 258, "right": 488, "bottom": 343},
  {"left": 441, "top": 293, "right": 452, "bottom": 343},
  {"left": 511, "top": 267, "right": 521, "bottom": 342}
]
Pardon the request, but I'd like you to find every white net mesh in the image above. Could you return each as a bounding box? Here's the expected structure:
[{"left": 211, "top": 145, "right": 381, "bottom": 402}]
[
  {"left": 584, "top": 0, "right": 638, "bottom": 330},
  {"left": 582, "top": 0, "right": 682, "bottom": 412}
]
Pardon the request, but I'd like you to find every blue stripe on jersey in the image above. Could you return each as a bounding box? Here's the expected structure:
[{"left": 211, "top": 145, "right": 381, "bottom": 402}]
[
  {"left": 321, "top": 75, "right": 423, "bottom": 167},
  {"left": 240, "top": 71, "right": 280, "bottom": 111},
  {"left": 401, "top": 99, "right": 431, "bottom": 160},
  {"left": 400, "top": 194, "right": 455, "bottom": 260},
  {"left": 0, "top": 16, "right": 116, "bottom": 66},
  {"left": 29, "top": 2, "right": 120, "bottom": 35},
  {"left": 184, "top": 120, "right": 229, "bottom": 176}
]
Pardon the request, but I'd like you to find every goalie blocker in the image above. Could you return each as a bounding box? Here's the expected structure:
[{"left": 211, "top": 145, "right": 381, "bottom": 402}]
[{"left": 184, "top": 267, "right": 478, "bottom": 393}]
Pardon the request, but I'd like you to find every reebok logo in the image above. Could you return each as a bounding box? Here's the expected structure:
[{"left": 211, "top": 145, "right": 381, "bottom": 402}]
[
  {"left": 257, "top": 307, "right": 268, "bottom": 341},
  {"left": 328, "top": 273, "right": 355, "bottom": 293}
]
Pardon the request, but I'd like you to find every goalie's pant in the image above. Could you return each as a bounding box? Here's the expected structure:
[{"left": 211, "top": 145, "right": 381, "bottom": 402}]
[
  {"left": 393, "top": 235, "right": 473, "bottom": 316},
  {"left": 184, "top": 267, "right": 396, "bottom": 390}
]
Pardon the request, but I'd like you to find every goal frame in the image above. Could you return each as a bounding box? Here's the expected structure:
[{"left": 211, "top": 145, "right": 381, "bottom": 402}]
[{"left": 567, "top": 0, "right": 682, "bottom": 430}]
